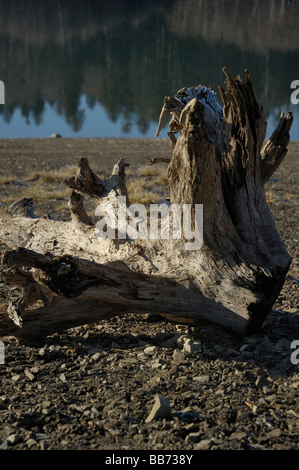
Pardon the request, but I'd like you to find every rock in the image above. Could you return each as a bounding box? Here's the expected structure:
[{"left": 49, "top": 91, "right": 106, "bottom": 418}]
[
  {"left": 170, "top": 333, "right": 186, "bottom": 348},
  {"left": 25, "top": 369, "right": 35, "bottom": 381},
  {"left": 267, "top": 428, "right": 282, "bottom": 439},
  {"left": 264, "top": 394, "right": 277, "bottom": 402},
  {"left": 0, "top": 440, "right": 8, "bottom": 450},
  {"left": 26, "top": 438, "right": 37, "bottom": 447},
  {"left": 183, "top": 339, "right": 202, "bottom": 355},
  {"left": 144, "top": 346, "right": 157, "bottom": 356},
  {"left": 229, "top": 431, "right": 247, "bottom": 440},
  {"left": 42, "top": 400, "right": 51, "bottom": 407},
  {"left": 145, "top": 395, "right": 171, "bottom": 423},
  {"left": 193, "top": 375, "right": 209, "bottom": 384},
  {"left": 38, "top": 348, "right": 46, "bottom": 356},
  {"left": 194, "top": 438, "right": 213, "bottom": 450},
  {"left": 35, "top": 433, "right": 49, "bottom": 441},
  {"left": 172, "top": 349, "right": 186, "bottom": 363},
  {"left": 91, "top": 406, "right": 100, "bottom": 416},
  {"left": 11, "top": 374, "right": 20, "bottom": 382},
  {"left": 7, "top": 433, "right": 22, "bottom": 445},
  {"left": 49, "top": 133, "right": 62, "bottom": 138},
  {"left": 59, "top": 373, "right": 67, "bottom": 382},
  {"left": 151, "top": 358, "right": 165, "bottom": 369},
  {"left": 185, "top": 431, "right": 201, "bottom": 443},
  {"left": 91, "top": 352, "right": 102, "bottom": 361}
]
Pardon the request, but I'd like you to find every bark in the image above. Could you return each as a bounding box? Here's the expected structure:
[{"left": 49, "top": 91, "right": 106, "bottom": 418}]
[{"left": 0, "top": 68, "right": 293, "bottom": 340}]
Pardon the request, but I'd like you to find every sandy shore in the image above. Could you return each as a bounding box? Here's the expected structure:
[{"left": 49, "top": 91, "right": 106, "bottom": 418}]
[{"left": 0, "top": 137, "right": 173, "bottom": 177}]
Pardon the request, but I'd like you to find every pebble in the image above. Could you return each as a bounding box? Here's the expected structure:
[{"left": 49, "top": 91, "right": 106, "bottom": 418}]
[
  {"left": 25, "top": 369, "right": 35, "bottom": 381},
  {"left": 0, "top": 440, "right": 8, "bottom": 450},
  {"left": 7, "top": 433, "right": 22, "bottom": 445},
  {"left": 144, "top": 346, "right": 157, "bottom": 355},
  {"left": 26, "top": 438, "right": 37, "bottom": 447},
  {"left": 91, "top": 352, "right": 102, "bottom": 361},
  {"left": 185, "top": 431, "right": 201, "bottom": 442},
  {"left": 267, "top": 428, "right": 282, "bottom": 439},
  {"left": 195, "top": 438, "right": 213, "bottom": 450},
  {"left": 145, "top": 395, "right": 171, "bottom": 423},
  {"left": 172, "top": 349, "right": 186, "bottom": 363},
  {"left": 193, "top": 375, "right": 210, "bottom": 384},
  {"left": 229, "top": 431, "right": 247, "bottom": 441}
]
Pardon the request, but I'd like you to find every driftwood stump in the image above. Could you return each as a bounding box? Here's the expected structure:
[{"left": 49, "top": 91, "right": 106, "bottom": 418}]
[{"left": 0, "top": 68, "right": 293, "bottom": 340}]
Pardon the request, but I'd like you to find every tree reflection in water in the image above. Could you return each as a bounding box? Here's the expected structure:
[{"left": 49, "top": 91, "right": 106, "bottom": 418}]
[{"left": 0, "top": 0, "right": 298, "bottom": 137}]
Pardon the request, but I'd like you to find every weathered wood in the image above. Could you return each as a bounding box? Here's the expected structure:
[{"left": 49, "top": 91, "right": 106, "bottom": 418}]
[
  {"left": 147, "top": 157, "right": 171, "bottom": 165},
  {"left": 0, "top": 68, "right": 293, "bottom": 340}
]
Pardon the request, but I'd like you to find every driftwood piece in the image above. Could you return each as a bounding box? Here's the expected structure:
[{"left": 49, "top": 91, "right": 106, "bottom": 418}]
[{"left": 0, "top": 68, "right": 293, "bottom": 340}]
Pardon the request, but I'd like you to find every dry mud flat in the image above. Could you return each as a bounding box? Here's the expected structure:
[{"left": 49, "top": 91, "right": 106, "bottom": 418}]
[{"left": 0, "top": 138, "right": 298, "bottom": 451}]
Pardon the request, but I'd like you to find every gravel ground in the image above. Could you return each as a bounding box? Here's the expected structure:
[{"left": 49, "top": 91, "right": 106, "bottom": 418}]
[{"left": 0, "top": 138, "right": 298, "bottom": 452}]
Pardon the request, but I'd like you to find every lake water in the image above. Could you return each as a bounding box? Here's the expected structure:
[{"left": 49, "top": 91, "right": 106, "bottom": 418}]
[{"left": 0, "top": 0, "right": 299, "bottom": 140}]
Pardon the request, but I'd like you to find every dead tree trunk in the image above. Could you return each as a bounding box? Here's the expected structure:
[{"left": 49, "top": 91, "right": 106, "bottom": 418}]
[{"left": 0, "top": 68, "right": 293, "bottom": 340}]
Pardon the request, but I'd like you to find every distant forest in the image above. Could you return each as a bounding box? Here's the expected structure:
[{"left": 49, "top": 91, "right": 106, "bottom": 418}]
[{"left": 0, "top": 0, "right": 298, "bottom": 133}]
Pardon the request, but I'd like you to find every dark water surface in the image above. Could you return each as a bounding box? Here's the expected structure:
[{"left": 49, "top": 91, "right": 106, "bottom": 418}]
[{"left": 0, "top": 0, "right": 298, "bottom": 139}]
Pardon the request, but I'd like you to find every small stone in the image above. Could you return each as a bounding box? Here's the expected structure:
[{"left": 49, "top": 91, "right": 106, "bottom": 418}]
[
  {"left": 194, "top": 438, "right": 212, "bottom": 450},
  {"left": 145, "top": 395, "right": 171, "bottom": 423},
  {"left": 193, "top": 375, "right": 209, "bottom": 384},
  {"left": 229, "top": 431, "right": 247, "bottom": 441},
  {"left": 25, "top": 369, "right": 35, "bottom": 381},
  {"left": 267, "top": 428, "right": 282, "bottom": 439},
  {"left": 263, "top": 386, "right": 274, "bottom": 395},
  {"left": 60, "top": 362, "right": 73, "bottom": 369},
  {"left": 182, "top": 339, "right": 202, "bottom": 355},
  {"left": 185, "top": 432, "right": 201, "bottom": 443},
  {"left": 26, "top": 438, "right": 37, "bottom": 447},
  {"left": 11, "top": 374, "right": 20, "bottom": 382},
  {"left": 42, "top": 400, "right": 51, "bottom": 407},
  {"left": 35, "top": 433, "right": 49, "bottom": 441},
  {"left": 172, "top": 349, "right": 186, "bottom": 363},
  {"left": 59, "top": 373, "right": 66, "bottom": 382},
  {"left": 0, "top": 440, "right": 8, "bottom": 450},
  {"left": 49, "top": 133, "right": 62, "bottom": 138},
  {"left": 7, "top": 433, "right": 22, "bottom": 445},
  {"left": 91, "top": 352, "right": 101, "bottom": 361},
  {"left": 30, "top": 367, "right": 39, "bottom": 374},
  {"left": 91, "top": 406, "right": 100, "bottom": 416},
  {"left": 151, "top": 358, "right": 165, "bottom": 369},
  {"left": 264, "top": 394, "right": 277, "bottom": 402},
  {"left": 144, "top": 346, "right": 157, "bottom": 356},
  {"left": 170, "top": 333, "right": 184, "bottom": 346}
]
